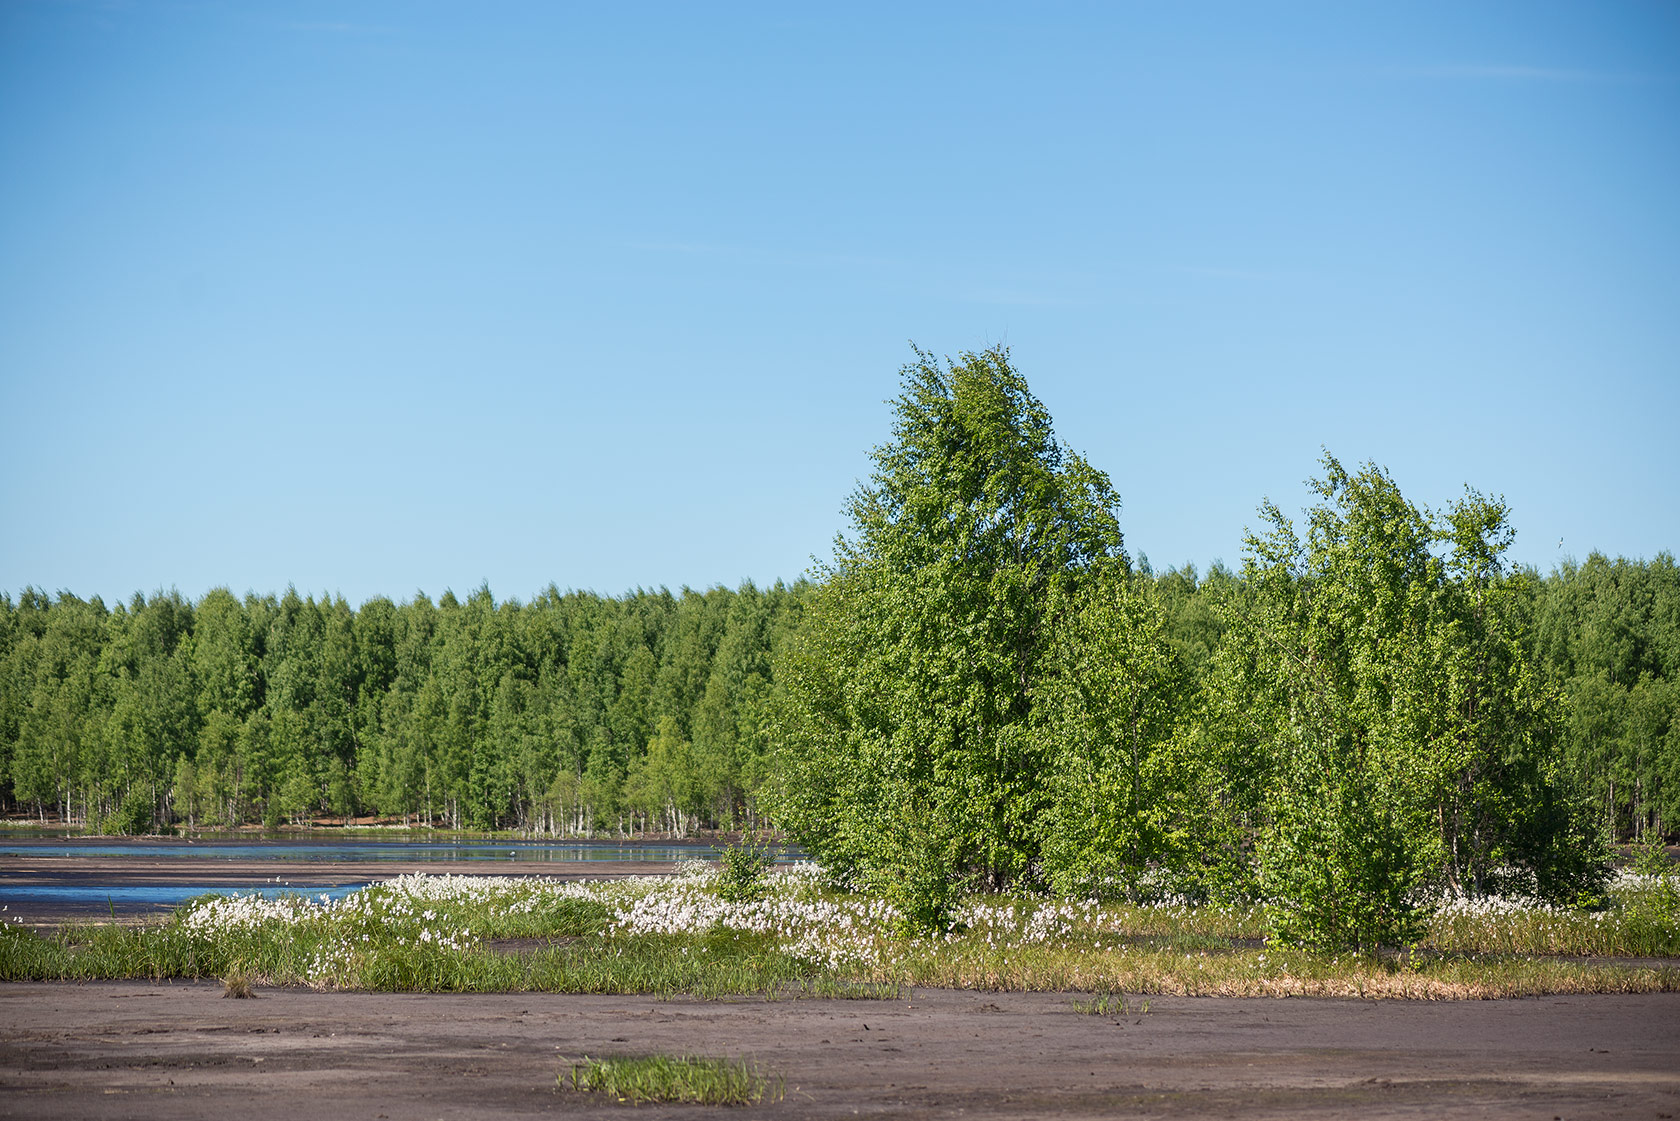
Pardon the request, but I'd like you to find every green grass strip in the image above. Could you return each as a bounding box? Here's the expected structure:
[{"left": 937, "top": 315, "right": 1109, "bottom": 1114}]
[{"left": 562, "top": 1054, "right": 782, "bottom": 1105}]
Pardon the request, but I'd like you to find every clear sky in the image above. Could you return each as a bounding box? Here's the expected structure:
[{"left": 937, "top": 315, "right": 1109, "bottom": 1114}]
[{"left": 3, "top": 1, "right": 1676, "bottom": 608}]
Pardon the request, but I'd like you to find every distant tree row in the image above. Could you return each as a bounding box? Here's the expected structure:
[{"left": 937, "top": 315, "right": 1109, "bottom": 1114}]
[
  {"left": 1532, "top": 552, "right": 1680, "bottom": 841},
  {"left": 0, "top": 581, "right": 806, "bottom": 835},
  {"left": 1, "top": 559, "right": 1671, "bottom": 852},
  {"left": 1, "top": 559, "right": 1672, "bottom": 848}
]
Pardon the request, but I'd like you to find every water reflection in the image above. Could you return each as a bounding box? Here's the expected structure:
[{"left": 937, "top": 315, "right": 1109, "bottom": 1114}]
[
  {"left": 0, "top": 834, "right": 801, "bottom": 918},
  {"left": 4, "top": 883, "right": 371, "bottom": 910},
  {"left": 0, "top": 841, "right": 728, "bottom": 863}
]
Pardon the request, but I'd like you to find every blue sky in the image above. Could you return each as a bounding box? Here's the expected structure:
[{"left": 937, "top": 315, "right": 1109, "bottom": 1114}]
[{"left": 3, "top": 1, "right": 1676, "bottom": 607}]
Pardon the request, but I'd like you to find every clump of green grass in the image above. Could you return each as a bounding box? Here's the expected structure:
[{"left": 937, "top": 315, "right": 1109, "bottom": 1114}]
[
  {"left": 1070, "top": 990, "right": 1148, "bottom": 1015},
  {"left": 561, "top": 1054, "right": 782, "bottom": 1105},
  {"left": 798, "top": 977, "right": 904, "bottom": 1000},
  {"left": 221, "top": 970, "right": 256, "bottom": 998},
  {"left": 0, "top": 918, "right": 238, "bottom": 983},
  {"left": 1424, "top": 875, "right": 1680, "bottom": 958}
]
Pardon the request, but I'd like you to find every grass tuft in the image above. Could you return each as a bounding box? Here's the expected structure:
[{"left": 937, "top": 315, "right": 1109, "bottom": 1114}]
[
  {"left": 561, "top": 1054, "right": 782, "bottom": 1105},
  {"left": 1070, "top": 990, "right": 1148, "bottom": 1015},
  {"left": 798, "top": 977, "right": 905, "bottom": 1000},
  {"left": 221, "top": 970, "right": 256, "bottom": 998}
]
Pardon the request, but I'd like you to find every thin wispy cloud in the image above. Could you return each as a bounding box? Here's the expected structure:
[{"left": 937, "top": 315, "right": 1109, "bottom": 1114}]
[
  {"left": 625, "top": 238, "right": 904, "bottom": 273},
  {"left": 958, "top": 288, "right": 1070, "bottom": 308},
  {"left": 1394, "top": 64, "right": 1670, "bottom": 84},
  {"left": 628, "top": 238, "right": 1071, "bottom": 307},
  {"left": 1175, "top": 265, "right": 1296, "bottom": 284},
  {"left": 279, "top": 21, "right": 397, "bottom": 36}
]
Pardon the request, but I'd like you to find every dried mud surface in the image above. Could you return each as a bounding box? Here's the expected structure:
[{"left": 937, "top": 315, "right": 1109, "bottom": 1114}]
[
  {"left": 2, "top": 982, "right": 1677, "bottom": 1120},
  {"left": 4, "top": 849, "right": 1679, "bottom": 1117}
]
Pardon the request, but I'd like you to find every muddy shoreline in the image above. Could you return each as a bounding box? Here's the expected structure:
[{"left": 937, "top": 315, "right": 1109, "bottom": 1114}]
[
  {"left": 4, "top": 847, "right": 1678, "bottom": 1117},
  {"left": 3, "top": 982, "right": 1678, "bottom": 1119}
]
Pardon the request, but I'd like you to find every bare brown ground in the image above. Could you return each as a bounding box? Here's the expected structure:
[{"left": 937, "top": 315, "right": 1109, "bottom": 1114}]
[
  {"left": 5, "top": 848, "right": 1679, "bottom": 1117},
  {"left": 2, "top": 982, "right": 1678, "bottom": 1120}
]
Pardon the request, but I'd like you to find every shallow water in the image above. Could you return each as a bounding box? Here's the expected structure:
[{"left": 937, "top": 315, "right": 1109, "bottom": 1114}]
[
  {"left": 2, "top": 882, "right": 371, "bottom": 911},
  {"left": 0, "top": 834, "right": 797, "bottom": 918},
  {"left": 0, "top": 838, "right": 730, "bottom": 863}
]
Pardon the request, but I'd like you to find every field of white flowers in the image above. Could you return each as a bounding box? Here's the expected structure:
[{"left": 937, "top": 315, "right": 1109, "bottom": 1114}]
[
  {"left": 149, "top": 860, "right": 1680, "bottom": 997},
  {"left": 4, "top": 860, "right": 1676, "bottom": 999}
]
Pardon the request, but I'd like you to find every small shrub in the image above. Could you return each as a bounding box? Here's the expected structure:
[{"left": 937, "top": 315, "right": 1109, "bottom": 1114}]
[
  {"left": 1259, "top": 765, "right": 1427, "bottom": 952},
  {"left": 872, "top": 832, "right": 963, "bottom": 936},
  {"left": 1070, "top": 991, "right": 1149, "bottom": 1016},
  {"left": 717, "top": 837, "right": 775, "bottom": 904},
  {"left": 108, "top": 788, "right": 156, "bottom": 836},
  {"left": 1632, "top": 828, "right": 1675, "bottom": 879}
]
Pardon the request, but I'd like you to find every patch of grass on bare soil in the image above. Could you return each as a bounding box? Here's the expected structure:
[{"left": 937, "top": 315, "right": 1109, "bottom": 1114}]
[
  {"left": 874, "top": 935, "right": 1680, "bottom": 999},
  {"left": 0, "top": 917, "right": 235, "bottom": 983},
  {"left": 797, "top": 977, "right": 906, "bottom": 999},
  {"left": 220, "top": 969, "right": 255, "bottom": 998},
  {"left": 1071, "top": 990, "right": 1149, "bottom": 1015},
  {"left": 0, "top": 920, "right": 811, "bottom": 997},
  {"left": 561, "top": 1054, "right": 783, "bottom": 1105}
]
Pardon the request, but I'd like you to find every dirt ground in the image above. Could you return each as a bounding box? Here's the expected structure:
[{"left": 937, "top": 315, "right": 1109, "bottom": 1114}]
[
  {"left": 3, "top": 849, "right": 1678, "bottom": 1118},
  {"left": 2, "top": 982, "right": 1678, "bottom": 1119}
]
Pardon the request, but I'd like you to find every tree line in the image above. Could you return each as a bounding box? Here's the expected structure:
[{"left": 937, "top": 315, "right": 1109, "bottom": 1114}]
[
  {"left": 0, "top": 550, "right": 1671, "bottom": 854},
  {"left": 0, "top": 355, "right": 1674, "bottom": 917},
  {"left": 0, "top": 581, "right": 806, "bottom": 835}
]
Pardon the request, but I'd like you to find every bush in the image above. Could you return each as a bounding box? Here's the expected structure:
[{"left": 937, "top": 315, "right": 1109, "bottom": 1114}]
[
  {"left": 716, "top": 838, "right": 775, "bottom": 904},
  {"left": 1632, "top": 828, "right": 1675, "bottom": 879}
]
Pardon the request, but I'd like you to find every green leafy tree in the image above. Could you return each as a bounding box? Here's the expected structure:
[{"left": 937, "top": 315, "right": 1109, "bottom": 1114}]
[
  {"left": 767, "top": 346, "right": 1126, "bottom": 926},
  {"left": 11, "top": 593, "right": 107, "bottom": 822},
  {"left": 624, "top": 715, "right": 694, "bottom": 835},
  {"left": 1033, "top": 573, "right": 1193, "bottom": 900},
  {"left": 1220, "top": 455, "right": 1601, "bottom": 950}
]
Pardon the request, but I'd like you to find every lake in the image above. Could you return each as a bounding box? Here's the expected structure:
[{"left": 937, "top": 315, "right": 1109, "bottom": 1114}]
[{"left": 0, "top": 834, "right": 791, "bottom": 922}]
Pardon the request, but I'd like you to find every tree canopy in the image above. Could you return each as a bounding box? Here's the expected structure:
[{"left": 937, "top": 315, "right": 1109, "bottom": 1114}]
[
  {"left": 766, "top": 345, "right": 1129, "bottom": 925},
  {"left": 0, "top": 581, "right": 804, "bottom": 836},
  {"left": 1211, "top": 455, "right": 1603, "bottom": 947}
]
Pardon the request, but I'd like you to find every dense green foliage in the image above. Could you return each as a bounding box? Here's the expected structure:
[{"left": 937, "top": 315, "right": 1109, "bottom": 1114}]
[
  {"left": 764, "top": 348, "right": 1670, "bottom": 946},
  {"left": 1033, "top": 573, "right": 1197, "bottom": 901},
  {"left": 1533, "top": 552, "right": 1680, "bottom": 840},
  {"left": 1210, "top": 458, "right": 1603, "bottom": 948},
  {"left": 0, "top": 582, "right": 804, "bottom": 833},
  {"left": 1154, "top": 551, "right": 1678, "bottom": 851},
  {"left": 765, "top": 346, "right": 1128, "bottom": 924}
]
